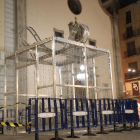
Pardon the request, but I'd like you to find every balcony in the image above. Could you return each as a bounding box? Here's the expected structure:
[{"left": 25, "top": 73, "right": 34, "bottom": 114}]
[
  {"left": 124, "top": 48, "right": 140, "bottom": 58},
  {"left": 125, "top": 71, "right": 140, "bottom": 80},
  {"left": 123, "top": 31, "right": 136, "bottom": 40}
]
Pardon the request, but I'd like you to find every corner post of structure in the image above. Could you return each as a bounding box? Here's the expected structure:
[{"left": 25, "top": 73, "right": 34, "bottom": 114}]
[
  {"left": 52, "top": 36, "right": 56, "bottom": 98},
  {"left": 59, "top": 67, "right": 62, "bottom": 99},
  {"left": 108, "top": 52, "right": 114, "bottom": 99},
  {"left": 84, "top": 45, "right": 89, "bottom": 99},
  {"left": 93, "top": 58, "right": 97, "bottom": 99},
  {"left": 72, "top": 63, "right": 75, "bottom": 108},
  {"left": 35, "top": 45, "right": 39, "bottom": 98},
  {"left": 15, "top": 53, "right": 19, "bottom": 134},
  {"left": 35, "top": 45, "right": 39, "bottom": 140},
  {"left": 4, "top": 58, "right": 7, "bottom": 134}
]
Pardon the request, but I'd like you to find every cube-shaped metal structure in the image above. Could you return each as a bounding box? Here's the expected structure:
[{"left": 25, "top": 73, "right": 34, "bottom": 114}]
[{"left": 4, "top": 36, "right": 113, "bottom": 134}]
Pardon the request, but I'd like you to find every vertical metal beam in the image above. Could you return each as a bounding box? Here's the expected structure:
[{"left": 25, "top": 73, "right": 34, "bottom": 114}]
[
  {"left": 52, "top": 36, "right": 57, "bottom": 98},
  {"left": 93, "top": 58, "right": 97, "bottom": 99},
  {"left": 108, "top": 52, "right": 114, "bottom": 99},
  {"left": 72, "top": 63, "right": 75, "bottom": 110},
  {"left": 35, "top": 45, "right": 39, "bottom": 98},
  {"left": 84, "top": 45, "right": 89, "bottom": 98},
  {"left": 4, "top": 59, "right": 7, "bottom": 134},
  {"left": 59, "top": 67, "right": 62, "bottom": 99},
  {"left": 15, "top": 53, "right": 18, "bottom": 134}
]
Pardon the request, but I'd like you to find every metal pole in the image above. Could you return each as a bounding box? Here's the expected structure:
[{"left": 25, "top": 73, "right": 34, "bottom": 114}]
[
  {"left": 35, "top": 45, "right": 39, "bottom": 140},
  {"left": 52, "top": 36, "right": 57, "bottom": 98},
  {"left": 72, "top": 64, "right": 75, "bottom": 96},
  {"left": 84, "top": 45, "right": 89, "bottom": 99},
  {"left": 4, "top": 59, "right": 7, "bottom": 134},
  {"left": 93, "top": 58, "right": 97, "bottom": 99},
  {"left": 35, "top": 45, "right": 39, "bottom": 98},
  {"left": 59, "top": 67, "right": 62, "bottom": 99},
  {"left": 15, "top": 53, "right": 18, "bottom": 134},
  {"left": 72, "top": 63, "right": 75, "bottom": 110},
  {"left": 108, "top": 52, "right": 114, "bottom": 99}
]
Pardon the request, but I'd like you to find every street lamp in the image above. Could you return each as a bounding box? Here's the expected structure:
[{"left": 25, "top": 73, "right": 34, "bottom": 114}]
[{"left": 132, "top": 69, "right": 136, "bottom": 72}]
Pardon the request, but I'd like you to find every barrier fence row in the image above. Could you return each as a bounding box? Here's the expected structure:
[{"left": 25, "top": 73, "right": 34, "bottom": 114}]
[
  {"left": 0, "top": 98, "right": 139, "bottom": 139},
  {"left": 26, "top": 98, "right": 139, "bottom": 136}
]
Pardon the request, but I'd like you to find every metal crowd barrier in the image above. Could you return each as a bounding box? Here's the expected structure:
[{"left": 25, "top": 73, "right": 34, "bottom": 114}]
[
  {"left": 25, "top": 98, "right": 139, "bottom": 139},
  {"left": 0, "top": 110, "right": 4, "bottom": 134},
  {"left": 119, "top": 99, "right": 139, "bottom": 131},
  {"left": 96, "top": 99, "right": 119, "bottom": 134},
  {"left": 64, "top": 98, "right": 97, "bottom": 137},
  {"left": 27, "top": 98, "right": 64, "bottom": 140}
]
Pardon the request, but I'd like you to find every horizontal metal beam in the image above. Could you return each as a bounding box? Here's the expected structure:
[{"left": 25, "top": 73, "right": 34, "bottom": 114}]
[
  {"left": 4, "top": 92, "right": 16, "bottom": 96},
  {"left": 16, "top": 61, "right": 36, "bottom": 69},
  {"left": 37, "top": 84, "right": 53, "bottom": 90},
  {"left": 5, "top": 36, "right": 110, "bottom": 60},
  {"left": 56, "top": 37, "right": 110, "bottom": 53},
  {"left": 5, "top": 37, "right": 53, "bottom": 59},
  {"left": 5, "top": 52, "right": 15, "bottom": 59},
  {"left": 18, "top": 94, "right": 36, "bottom": 97},
  {"left": 56, "top": 84, "right": 96, "bottom": 89}
]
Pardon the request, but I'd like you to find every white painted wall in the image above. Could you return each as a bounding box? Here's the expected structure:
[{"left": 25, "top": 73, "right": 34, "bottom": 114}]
[{"left": 26, "top": 0, "right": 116, "bottom": 98}]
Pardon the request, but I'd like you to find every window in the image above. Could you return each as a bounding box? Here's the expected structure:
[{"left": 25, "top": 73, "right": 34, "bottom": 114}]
[
  {"left": 55, "top": 31, "right": 63, "bottom": 37},
  {"left": 53, "top": 28, "right": 64, "bottom": 38},
  {"left": 126, "top": 26, "right": 133, "bottom": 39},
  {"left": 126, "top": 11, "right": 131, "bottom": 24},
  {"left": 127, "top": 41, "right": 136, "bottom": 57},
  {"left": 89, "top": 39, "right": 96, "bottom": 46},
  {"left": 129, "top": 61, "right": 138, "bottom": 73}
]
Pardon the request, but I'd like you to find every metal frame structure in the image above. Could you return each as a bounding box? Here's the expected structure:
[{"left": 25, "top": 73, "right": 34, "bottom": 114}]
[{"left": 4, "top": 36, "right": 114, "bottom": 134}]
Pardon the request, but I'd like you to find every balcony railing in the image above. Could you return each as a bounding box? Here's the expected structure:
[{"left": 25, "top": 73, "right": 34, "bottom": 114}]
[
  {"left": 124, "top": 48, "right": 140, "bottom": 58},
  {"left": 125, "top": 71, "right": 140, "bottom": 80},
  {"left": 123, "top": 31, "right": 136, "bottom": 40}
]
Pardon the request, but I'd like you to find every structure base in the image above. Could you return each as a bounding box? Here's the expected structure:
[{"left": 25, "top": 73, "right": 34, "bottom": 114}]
[
  {"left": 83, "top": 127, "right": 96, "bottom": 136},
  {"left": 109, "top": 125, "right": 122, "bottom": 133},
  {"left": 120, "top": 124, "right": 132, "bottom": 131},
  {"left": 35, "top": 133, "right": 39, "bottom": 140},
  {"left": 131, "top": 123, "right": 140, "bottom": 130},
  {"left": 50, "top": 131, "right": 64, "bottom": 140},
  {"left": 96, "top": 126, "right": 108, "bottom": 134},
  {"left": 66, "top": 129, "right": 80, "bottom": 138}
]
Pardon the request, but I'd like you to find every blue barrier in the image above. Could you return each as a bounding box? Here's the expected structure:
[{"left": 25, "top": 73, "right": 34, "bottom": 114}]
[
  {"left": 64, "top": 98, "right": 97, "bottom": 137},
  {"left": 0, "top": 110, "right": 4, "bottom": 134},
  {"left": 96, "top": 99, "right": 116, "bottom": 126},
  {"left": 96, "top": 98, "right": 117, "bottom": 134},
  {"left": 64, "top": 98, "right": 97, "bottom": 129},
  {"left": 26, "top": 98, "right": 140, "bottom": 138},
  {"left": 27, "top": 98, "right": 64, "bottom": 134},
  {"left": 119, "top": 99, "right": 139, "bottom": 131}
]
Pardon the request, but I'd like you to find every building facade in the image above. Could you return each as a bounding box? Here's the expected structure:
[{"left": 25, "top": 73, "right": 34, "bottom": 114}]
[{"left": 118, "top": 1, "right": 140, "bottom": 99}]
